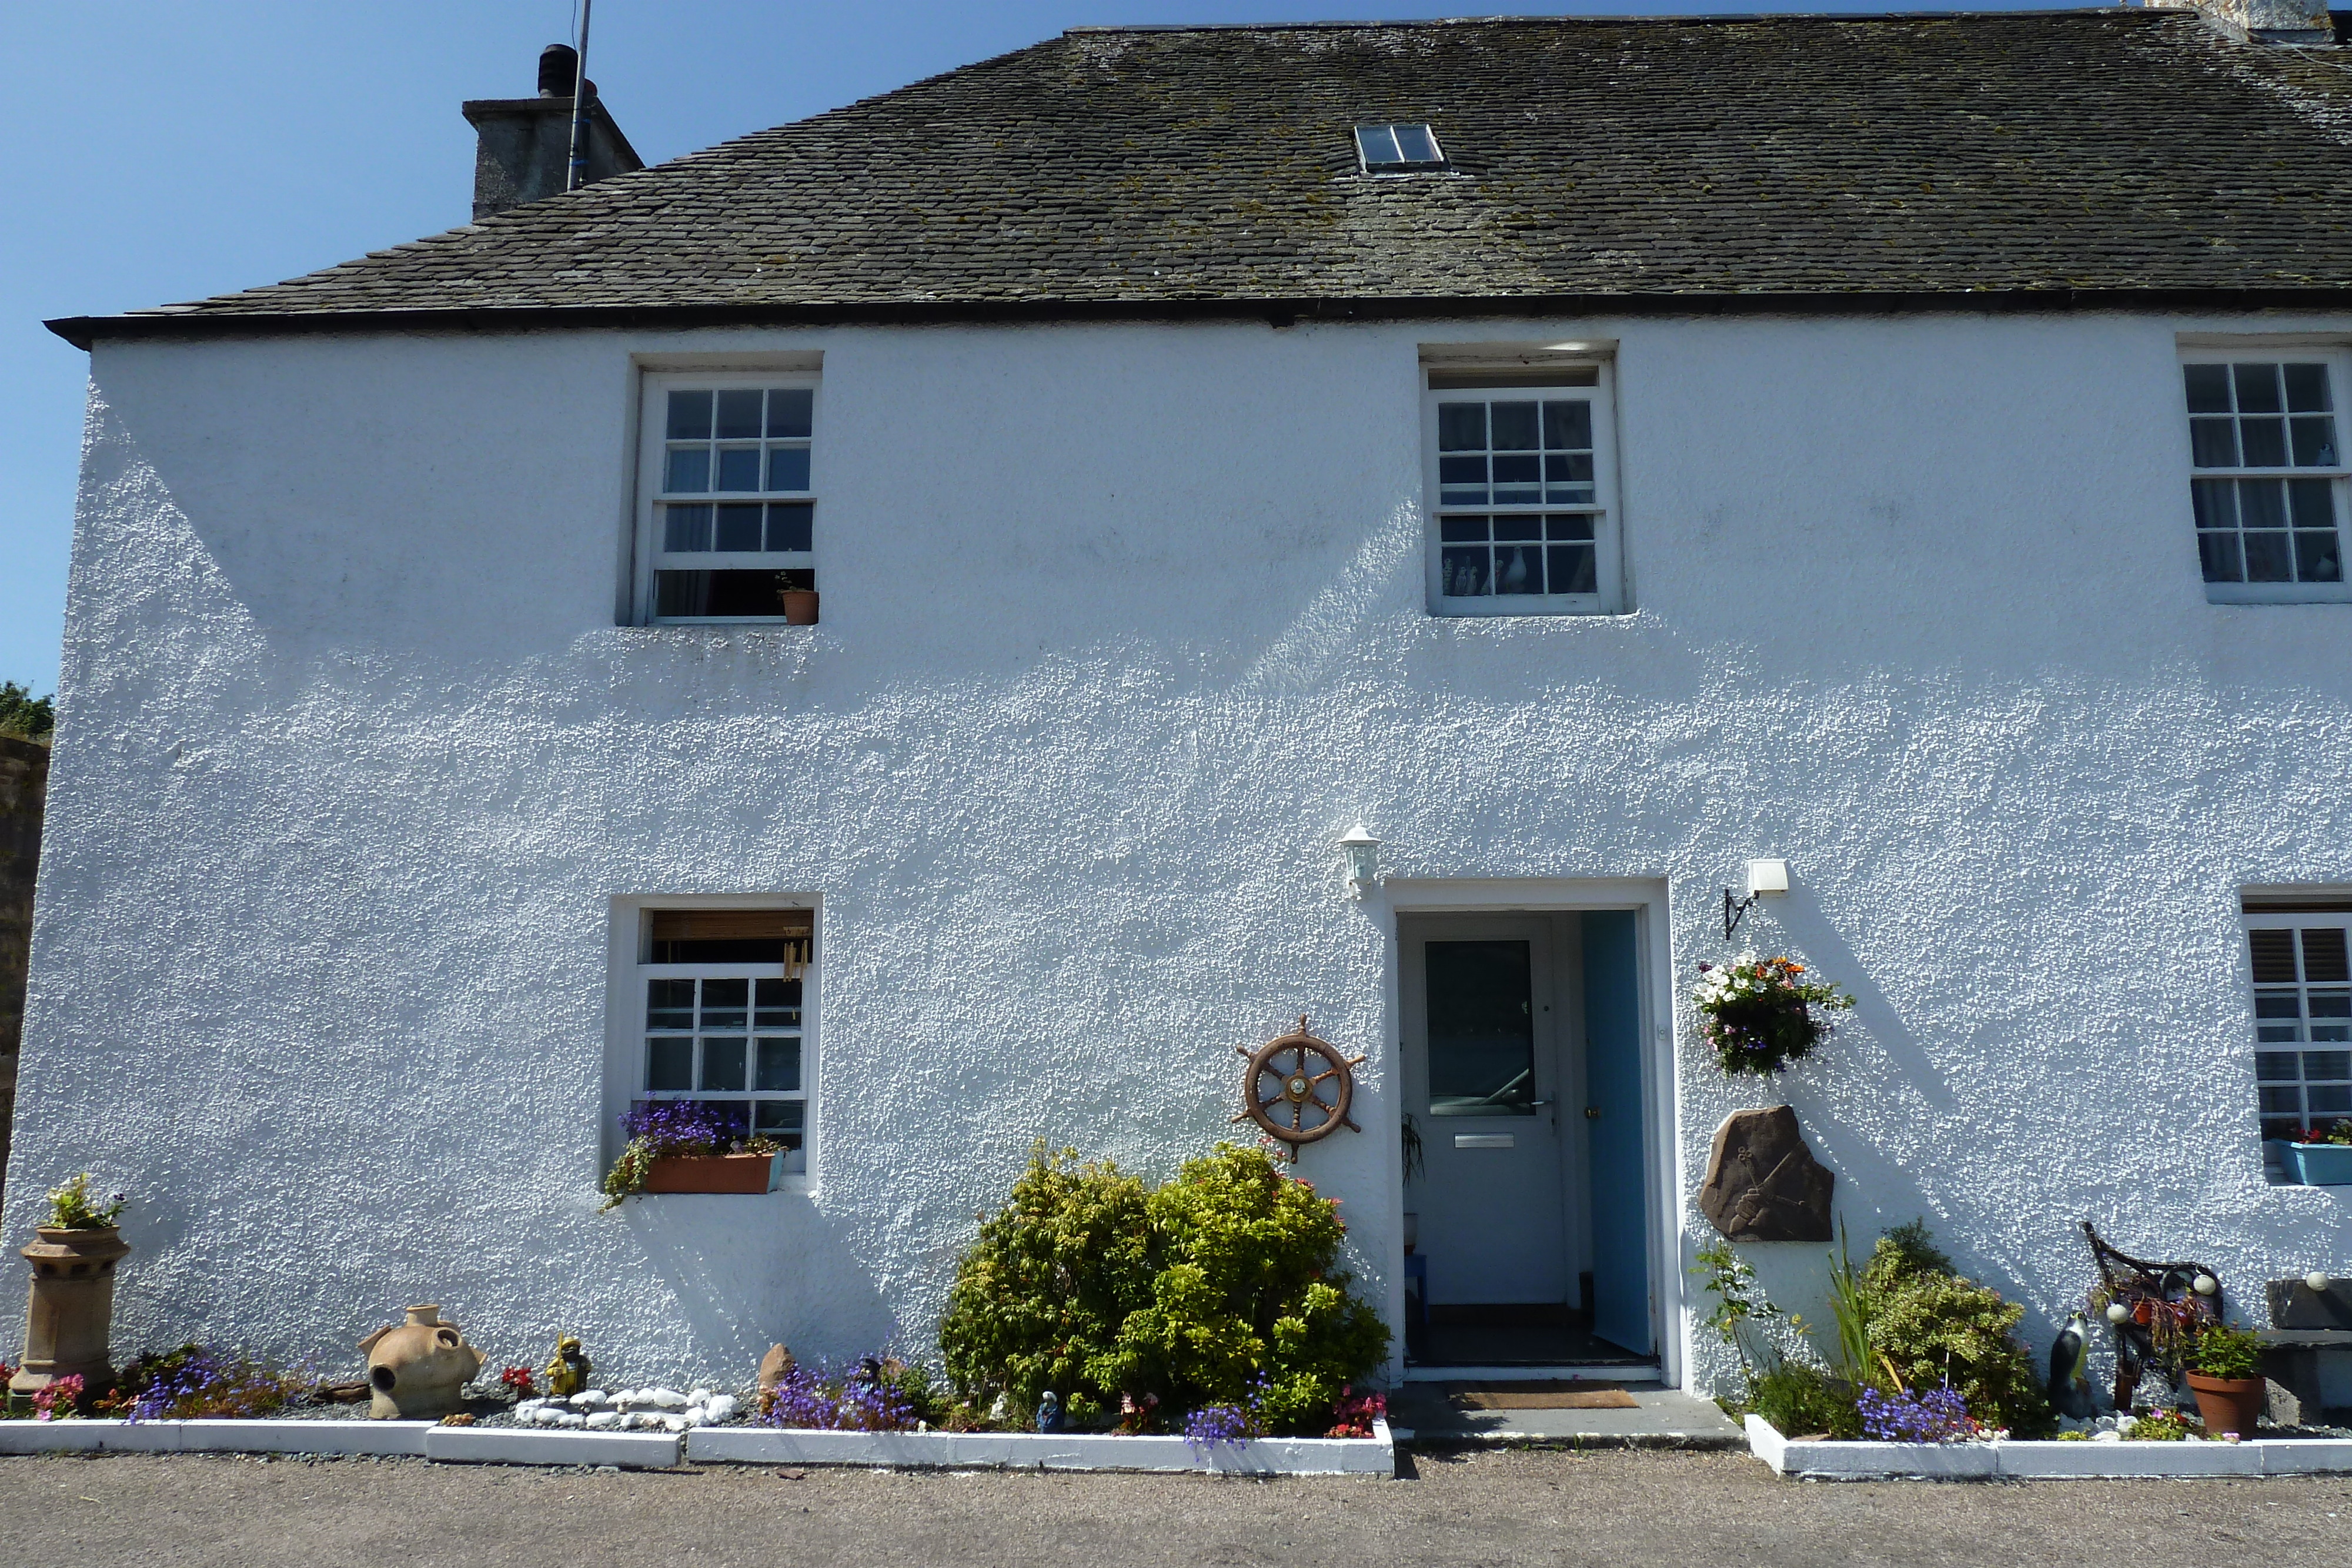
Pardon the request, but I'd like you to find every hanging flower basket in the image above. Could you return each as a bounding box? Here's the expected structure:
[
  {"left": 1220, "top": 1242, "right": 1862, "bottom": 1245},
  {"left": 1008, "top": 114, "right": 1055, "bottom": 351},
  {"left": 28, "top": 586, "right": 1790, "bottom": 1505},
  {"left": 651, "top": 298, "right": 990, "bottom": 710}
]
[{"left": 1692, "top": 953, "right": 1855, "bottom": 1077}]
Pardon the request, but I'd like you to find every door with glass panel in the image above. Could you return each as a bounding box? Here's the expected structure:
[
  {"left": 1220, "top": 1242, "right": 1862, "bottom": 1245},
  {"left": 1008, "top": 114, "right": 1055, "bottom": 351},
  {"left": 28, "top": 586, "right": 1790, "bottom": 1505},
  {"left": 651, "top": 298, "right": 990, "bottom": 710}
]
[{"left": 1401, "top": 917, "right": 1568, "bottom": 1304}]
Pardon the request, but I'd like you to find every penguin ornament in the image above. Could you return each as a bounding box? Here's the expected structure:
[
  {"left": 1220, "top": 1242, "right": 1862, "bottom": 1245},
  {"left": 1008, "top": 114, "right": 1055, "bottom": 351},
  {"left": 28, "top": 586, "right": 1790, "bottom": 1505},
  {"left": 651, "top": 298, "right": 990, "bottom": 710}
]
[{"left": 2047, "top": 1312, "right": 2097, "bottom": 1421}]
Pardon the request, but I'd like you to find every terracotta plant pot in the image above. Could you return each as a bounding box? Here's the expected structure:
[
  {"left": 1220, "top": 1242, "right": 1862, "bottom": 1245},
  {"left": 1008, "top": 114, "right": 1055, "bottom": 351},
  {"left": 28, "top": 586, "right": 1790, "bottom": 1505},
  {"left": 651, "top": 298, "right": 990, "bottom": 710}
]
[
  {"left": 643, "top": 1151, "right": 784, "bottom": 1195},
  {"left": 781, "top": 589, "right": 818, "bottom": 626},
  {"left": 358, "top": 1303, "right": 485, "bottom": 1421},
  {"left": 2185, "top": 1370, "right": 2267, "bottom": 1437},
  {"left": 10, "top": 1225, "right": 131, "bottom": 1396}
]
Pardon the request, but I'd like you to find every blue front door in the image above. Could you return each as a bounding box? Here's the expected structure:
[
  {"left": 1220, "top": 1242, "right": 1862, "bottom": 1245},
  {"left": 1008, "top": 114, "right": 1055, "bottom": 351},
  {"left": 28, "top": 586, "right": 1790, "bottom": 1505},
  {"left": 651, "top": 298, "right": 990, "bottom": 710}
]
[{"left": 1581, "top": 910, "right": 1652, "bottom": 1355}]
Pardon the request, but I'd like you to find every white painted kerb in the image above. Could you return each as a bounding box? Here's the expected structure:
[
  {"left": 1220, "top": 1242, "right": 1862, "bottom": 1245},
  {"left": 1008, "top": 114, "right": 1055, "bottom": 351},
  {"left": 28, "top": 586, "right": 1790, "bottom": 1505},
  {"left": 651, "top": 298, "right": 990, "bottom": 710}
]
[
  {"left": 1745, "top": 1414, "right": 2352, "bottom": 1479},
  {"left": 687, "top": 1417, "right": 1394, "bottom": 1475}
]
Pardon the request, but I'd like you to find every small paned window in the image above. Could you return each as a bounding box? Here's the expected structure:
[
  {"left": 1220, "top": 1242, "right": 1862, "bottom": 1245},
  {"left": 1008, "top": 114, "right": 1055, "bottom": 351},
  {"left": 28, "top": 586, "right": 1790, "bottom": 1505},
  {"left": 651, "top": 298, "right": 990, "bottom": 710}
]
[
  {"left": 2182, "top": 355, "right": 2350, "bottom": 604},
  {"left": 1357, "top": 123, "right": 1446, "bottom": 173},
  {"left": 2244, "top": 907, "right": 2352, "bottom": 1142},
  {"left": 638, "top": 373, "right": 818, "bottom": 623},
  {"left": 634, "top": 908, "right": 813, "bottom": 1171},
  {"left": 1424, "top": 365, "right": 1621, "bottom": 615}
]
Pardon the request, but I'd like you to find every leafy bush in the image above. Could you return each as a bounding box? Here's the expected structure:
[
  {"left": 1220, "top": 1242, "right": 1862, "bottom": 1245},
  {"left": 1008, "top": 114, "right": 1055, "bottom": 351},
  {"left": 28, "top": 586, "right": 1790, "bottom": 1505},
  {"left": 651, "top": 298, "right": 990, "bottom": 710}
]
[
  {"left": 1860, "top": 1227, "right": 2049, "bottom": 1436},
  {"left": 938, "top": 1146, "right": 1154, "bottom": 1420},
  {"left": 2186, "top": 1322, "right": 2264, "bottom": 1382},
  {"left": 939, "top": 1143, "right": 1388, "bottom": 1435},
  {"left": 0, "top": 683, "right": 53, "bottom": 744},
  {"left": 1748, "top": 1359, "right": 1862, "bottom": 1439}
]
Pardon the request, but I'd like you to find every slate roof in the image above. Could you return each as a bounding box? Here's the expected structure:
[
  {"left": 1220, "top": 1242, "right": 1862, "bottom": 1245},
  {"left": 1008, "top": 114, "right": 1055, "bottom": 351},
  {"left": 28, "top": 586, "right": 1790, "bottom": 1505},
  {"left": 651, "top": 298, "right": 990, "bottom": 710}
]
[{"left": 51, "top": 9, "right": 2352, "bottom": 344}]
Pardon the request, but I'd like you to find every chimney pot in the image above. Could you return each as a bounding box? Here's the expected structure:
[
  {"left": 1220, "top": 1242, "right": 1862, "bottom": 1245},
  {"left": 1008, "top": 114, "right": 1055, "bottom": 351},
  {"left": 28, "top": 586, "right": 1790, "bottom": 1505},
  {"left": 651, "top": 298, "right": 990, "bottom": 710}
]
[{"left": 537, "top": 44, "right": 578, "bottom": 98}]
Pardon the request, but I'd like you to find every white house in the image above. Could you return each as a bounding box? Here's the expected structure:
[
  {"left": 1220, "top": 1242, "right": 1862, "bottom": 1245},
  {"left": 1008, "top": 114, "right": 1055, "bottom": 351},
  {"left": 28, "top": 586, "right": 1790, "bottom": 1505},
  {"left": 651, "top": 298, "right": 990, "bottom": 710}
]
[{"left": 11, "top": 6, "right": 2352, "bottom": 1399}]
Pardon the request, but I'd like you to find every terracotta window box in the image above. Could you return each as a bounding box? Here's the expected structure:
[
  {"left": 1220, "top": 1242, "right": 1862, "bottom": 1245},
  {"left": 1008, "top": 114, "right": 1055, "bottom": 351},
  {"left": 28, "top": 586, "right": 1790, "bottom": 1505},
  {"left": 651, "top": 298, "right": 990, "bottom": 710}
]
[{"left": 642, "top": 1151, "right": 785, "bottom": 1195}]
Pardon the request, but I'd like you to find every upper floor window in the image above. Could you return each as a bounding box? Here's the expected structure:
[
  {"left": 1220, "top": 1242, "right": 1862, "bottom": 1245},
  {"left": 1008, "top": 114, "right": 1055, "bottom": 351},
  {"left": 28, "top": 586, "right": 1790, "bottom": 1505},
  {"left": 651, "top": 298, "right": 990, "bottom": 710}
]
[
  {"left": 2184, "top": 354, "right": 2349, "bottom": 603},
  {"left": 636, "top": 372, "right": 818, "bottom": 623},
  {"left": 1424, "top": 365, "right": 1621, "bottom": 616}
]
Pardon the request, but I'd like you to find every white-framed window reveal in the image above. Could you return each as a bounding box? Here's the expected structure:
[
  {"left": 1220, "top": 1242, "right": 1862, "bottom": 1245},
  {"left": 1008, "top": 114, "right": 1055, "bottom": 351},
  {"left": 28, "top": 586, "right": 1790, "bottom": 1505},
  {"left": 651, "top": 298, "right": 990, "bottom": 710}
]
[
  {"left": 2245, "top": 901, "right": 2352, "bottom": 1142},
  {"left": 1424, "top": 363, "right": 1622, "bottom": 616},
  {"left": 636, "top": 371, "right": 818, "bottom": 623},
  {"left": 630, "top": 907, "right": 813, "bottom": 1171},
  {"left": 2183, "top": 352, "right": 2351, "bottom": 604}
]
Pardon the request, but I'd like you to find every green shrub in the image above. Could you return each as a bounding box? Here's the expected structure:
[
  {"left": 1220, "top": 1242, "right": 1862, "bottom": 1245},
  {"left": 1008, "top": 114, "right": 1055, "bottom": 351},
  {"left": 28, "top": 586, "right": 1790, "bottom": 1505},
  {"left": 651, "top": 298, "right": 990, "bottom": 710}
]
[
  {"left": 1859, "top": 1228, "right": 2049, "bottom": 1436},
  {"left": 1110, "top": 1144, "right": 1389, "bottom": 1433},
  {"left": 938, "top": 1146, "right": 1154, "bottom": 1417},
  {"left": 938, "top": 1143, "right": 1388, "bottom": 1435},
  {"left": 1748, "top": 1360, "right": 1863, "bottom": 1439}
]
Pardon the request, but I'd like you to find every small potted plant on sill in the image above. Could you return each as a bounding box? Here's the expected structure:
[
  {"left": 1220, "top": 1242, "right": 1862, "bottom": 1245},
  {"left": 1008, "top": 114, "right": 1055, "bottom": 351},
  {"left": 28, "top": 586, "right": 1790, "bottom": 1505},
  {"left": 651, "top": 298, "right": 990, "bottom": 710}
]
[
  {"left": 9, "top": 1173, "right": 130, "bottom": 1402},
  {"left": 600, "top": 1102, "right": 786, "bottom": 1211},
  {"left": 1692, "top": 952, "right": 1856, "bottom": 1078},
  {"left": 2181, "top": 1320, "right": 2267, "bottom": 1438},
  {"left": 2284, "top": 1120, "right": 2352, "bottom": 1185}
]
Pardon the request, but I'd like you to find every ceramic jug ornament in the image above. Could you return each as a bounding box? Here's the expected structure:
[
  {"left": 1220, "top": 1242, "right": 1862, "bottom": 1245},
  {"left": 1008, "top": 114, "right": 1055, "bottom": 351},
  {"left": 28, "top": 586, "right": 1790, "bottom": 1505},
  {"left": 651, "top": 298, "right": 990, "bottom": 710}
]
[{"left": 357, "top": 1305, "right": 484, "bottom": 1420}]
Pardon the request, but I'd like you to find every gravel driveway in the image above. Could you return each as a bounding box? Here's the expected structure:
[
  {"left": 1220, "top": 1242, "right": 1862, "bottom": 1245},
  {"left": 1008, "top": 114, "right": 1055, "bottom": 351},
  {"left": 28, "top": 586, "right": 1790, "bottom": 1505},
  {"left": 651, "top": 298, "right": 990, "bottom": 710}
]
[{"left": 4, "top": 1445, "right": 2348, "bottom": 1566}]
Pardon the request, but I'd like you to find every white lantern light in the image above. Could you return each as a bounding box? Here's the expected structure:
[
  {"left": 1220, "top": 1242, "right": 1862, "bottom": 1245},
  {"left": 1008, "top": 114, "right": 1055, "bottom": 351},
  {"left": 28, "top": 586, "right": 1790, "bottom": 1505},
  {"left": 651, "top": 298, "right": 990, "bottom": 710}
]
[
  {"left": 2308, "top": 1271, "right": 2334, "bottom": 1293},
  {"left": 2193, "top": 1273, "right": 2219, "bottom": 1296},
  {"left": 1745, "top": 858, "right": 1790, "bottom": 898},
  {"left": 2106, "top": 1303, "right": 2130, "bottom": 1325},
  {"left": 1338, "top": 823, "right": 1381, "bottom": 897}
]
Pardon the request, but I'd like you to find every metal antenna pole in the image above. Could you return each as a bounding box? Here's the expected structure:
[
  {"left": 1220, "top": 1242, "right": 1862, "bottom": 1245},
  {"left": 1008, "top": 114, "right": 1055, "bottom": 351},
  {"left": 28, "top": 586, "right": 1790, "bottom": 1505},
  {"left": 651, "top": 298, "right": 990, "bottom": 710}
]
[{"left": 566, "top": 0, "right": 594, "bottom": 192}]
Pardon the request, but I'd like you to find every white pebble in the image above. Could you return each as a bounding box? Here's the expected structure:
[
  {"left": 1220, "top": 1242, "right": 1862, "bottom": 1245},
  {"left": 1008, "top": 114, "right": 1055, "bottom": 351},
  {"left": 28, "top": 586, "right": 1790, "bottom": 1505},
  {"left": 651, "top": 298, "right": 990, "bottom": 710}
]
[
  {"left": 689, "top": 1388, "right": 714, "bottom": 1403},
  {"left": 554, "top": 1412, "right": 587, "bottom": 1430},
  {"left": 513, "top": 1398, "right": 546, "bottom": 1415},
  {"left": 586, "top": 1411, "right": 622, "bottom": 1430},
  {"left": 703, "top": 1395, "right": 739, "bottom": 1423},
  {"left": 661, "top": 1413, "right": 690, "bottom": 1433},
  {"left": 648, "top": 1388, "right": 687, "bottom": 1410}
]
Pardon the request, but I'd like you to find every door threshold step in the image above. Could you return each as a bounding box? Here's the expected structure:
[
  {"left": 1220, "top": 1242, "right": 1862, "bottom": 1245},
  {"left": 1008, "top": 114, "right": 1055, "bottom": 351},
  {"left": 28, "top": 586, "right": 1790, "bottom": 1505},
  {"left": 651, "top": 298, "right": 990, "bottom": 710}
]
[{"left": 1402, "top": 1364, "right": 1660, "bottom": 1383}]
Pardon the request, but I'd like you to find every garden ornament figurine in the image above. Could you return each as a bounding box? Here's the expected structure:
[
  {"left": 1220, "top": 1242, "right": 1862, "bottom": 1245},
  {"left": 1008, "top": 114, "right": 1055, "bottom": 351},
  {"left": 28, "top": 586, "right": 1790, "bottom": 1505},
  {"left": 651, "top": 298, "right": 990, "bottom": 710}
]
[
  {"left": 358, "top": 1305, "right": 485, "bottom": 1421},
  {"left": 2048, "top": 1312, "right": 2097, "bottom": 1421},
  {"left": 1035, "top": 1389, "right": 1064, "bottom": 1433},
  {"left": 544, "top": 1335, "right": 592, "bottom": 1398}
]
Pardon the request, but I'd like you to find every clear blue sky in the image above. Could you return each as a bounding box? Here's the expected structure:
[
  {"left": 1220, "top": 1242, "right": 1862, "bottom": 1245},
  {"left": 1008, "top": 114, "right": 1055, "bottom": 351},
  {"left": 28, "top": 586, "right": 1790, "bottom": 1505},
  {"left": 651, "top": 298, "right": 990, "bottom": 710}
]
[{"left": 0, "top": 0, "right": 2083, "bottom": 698}]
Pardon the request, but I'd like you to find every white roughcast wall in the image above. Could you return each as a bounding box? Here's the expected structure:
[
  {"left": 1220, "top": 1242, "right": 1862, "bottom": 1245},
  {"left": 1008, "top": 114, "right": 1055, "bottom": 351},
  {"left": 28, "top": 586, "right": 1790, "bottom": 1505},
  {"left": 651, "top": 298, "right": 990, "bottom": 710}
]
[{"left": 7, "top": 313, "right": 2351, "bottom": 1395}]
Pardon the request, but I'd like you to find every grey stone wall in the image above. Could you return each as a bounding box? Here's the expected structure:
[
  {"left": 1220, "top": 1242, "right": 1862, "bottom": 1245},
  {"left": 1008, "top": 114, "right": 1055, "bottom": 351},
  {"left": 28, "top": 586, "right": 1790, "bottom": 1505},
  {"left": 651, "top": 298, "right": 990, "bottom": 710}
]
[{"left": 0, "top": 735, "right": 48, "bottom": 1208}]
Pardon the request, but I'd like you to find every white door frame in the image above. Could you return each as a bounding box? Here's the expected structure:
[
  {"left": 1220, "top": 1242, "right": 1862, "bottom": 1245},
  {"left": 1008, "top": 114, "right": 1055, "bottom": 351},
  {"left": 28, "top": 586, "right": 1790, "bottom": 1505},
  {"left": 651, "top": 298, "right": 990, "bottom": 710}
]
[{"left": 1375, "top": 877, "right": 1681, "bottom": 1389}]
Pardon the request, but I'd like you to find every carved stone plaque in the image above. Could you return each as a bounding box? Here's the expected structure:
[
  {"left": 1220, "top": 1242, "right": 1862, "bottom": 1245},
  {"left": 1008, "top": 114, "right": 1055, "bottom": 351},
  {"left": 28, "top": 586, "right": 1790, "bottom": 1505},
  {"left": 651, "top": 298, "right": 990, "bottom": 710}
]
[{"left": 1699, "top": 1105, "right": 1834, "bottom": 1242}]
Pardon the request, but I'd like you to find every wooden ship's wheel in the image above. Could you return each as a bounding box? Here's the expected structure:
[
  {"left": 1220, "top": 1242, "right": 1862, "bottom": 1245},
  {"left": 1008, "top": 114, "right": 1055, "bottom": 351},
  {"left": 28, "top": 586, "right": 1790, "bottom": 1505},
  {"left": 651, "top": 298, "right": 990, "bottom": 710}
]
[{"left": 1234, "top": 1017, "right": 1365, "bottom": 1156}]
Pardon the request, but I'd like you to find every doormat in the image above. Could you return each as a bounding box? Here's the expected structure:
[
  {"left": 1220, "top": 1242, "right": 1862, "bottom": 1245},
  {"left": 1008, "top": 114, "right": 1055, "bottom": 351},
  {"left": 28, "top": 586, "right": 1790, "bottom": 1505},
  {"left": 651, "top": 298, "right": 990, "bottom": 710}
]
[{"left": 1454, "top": 1388, "right": 1640, "bottom": 1410}]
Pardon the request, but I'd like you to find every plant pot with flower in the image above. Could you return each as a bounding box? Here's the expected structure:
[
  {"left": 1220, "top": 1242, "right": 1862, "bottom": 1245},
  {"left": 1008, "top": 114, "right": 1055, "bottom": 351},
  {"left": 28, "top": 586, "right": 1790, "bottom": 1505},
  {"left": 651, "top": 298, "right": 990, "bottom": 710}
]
[
  {"left": 2181, "top": 1321, "right": 2267, "bottom": 1437},
  {"left": 2285, "top": 1120, "right": 2352, "bottom": 1185},
  {"left": 10, "top": 1174, "right": 129, "bottom": 1401},
  {"left": 601, "top": 1102, "right": 786, "bottom": 1211},
  {"left": 1692, "top": 953, "right": 1856, "bottom": 1078}
]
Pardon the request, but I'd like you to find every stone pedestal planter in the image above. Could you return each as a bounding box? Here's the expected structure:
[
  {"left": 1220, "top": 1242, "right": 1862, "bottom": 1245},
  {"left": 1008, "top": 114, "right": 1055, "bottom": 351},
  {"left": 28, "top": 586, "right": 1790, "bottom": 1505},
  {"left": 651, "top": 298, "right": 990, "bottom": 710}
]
[
  {"left": 9, "top": 1225, "right": 130, "bottom": 1395},
  {"left": 2185, "top": 1371, "right": 2267, "bottom": 1439},
  {"left": 643, "top": 1151, "right": 784, "bottom": 1194}
]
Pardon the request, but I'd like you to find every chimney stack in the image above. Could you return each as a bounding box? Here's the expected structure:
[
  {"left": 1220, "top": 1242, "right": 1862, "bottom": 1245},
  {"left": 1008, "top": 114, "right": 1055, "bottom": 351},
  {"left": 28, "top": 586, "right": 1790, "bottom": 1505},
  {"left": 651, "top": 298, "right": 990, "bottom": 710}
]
[{"left": 462, "top": 44, "right": 643, "bottom": 221}]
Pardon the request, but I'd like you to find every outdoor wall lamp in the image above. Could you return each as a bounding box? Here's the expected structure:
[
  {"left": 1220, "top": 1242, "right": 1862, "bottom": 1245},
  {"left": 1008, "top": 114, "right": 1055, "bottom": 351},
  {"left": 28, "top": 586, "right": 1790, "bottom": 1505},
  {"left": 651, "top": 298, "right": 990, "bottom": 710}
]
[
  {"left": 1722, "top": 858, "right": 1790, "bottom": 941},
  {"left": 1338, "top": 823, "right": 1381, "bottom": 898}
]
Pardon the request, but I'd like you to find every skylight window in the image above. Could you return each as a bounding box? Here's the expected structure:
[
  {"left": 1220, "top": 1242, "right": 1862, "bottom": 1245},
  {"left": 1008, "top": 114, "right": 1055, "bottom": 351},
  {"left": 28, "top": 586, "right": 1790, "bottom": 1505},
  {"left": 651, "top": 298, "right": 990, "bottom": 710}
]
[{"left": 1355, "top": 123, "right": 1446, "bottom": 175}]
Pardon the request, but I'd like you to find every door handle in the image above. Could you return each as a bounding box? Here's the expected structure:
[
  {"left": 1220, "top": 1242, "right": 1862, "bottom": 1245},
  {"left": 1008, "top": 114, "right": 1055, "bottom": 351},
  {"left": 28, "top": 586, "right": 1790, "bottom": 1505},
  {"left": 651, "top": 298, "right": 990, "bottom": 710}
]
[
  {"left": 1585, "top": 1106, "right": 1601, "bottom": 1119},
  {"left": 1527, "top": 1099, "right": 1551, "bottom": 1108}
]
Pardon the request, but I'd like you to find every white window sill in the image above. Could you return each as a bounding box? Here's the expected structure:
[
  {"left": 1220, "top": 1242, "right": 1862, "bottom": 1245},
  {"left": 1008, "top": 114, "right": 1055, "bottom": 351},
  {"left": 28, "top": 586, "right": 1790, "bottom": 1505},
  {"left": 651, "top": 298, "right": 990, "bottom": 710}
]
[{"left": 2205, "top": 586, "right": 2352, "bottom": 606}]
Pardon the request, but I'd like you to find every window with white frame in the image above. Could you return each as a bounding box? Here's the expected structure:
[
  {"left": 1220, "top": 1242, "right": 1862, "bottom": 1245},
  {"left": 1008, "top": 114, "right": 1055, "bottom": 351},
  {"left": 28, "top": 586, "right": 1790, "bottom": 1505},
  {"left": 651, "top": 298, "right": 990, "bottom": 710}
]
[
  {"left": 637, "top": 373, "right": 818, "bottom": 623},
  {"left": 2183, "top": 353, "right": 2350, "bottom": 603},
  {"left": 2245, "top": 902, "right": 2352, "bottom": 1142},
  {"left": 632, "top": 908, "right": 812, "bottom": 1170},
  {"left": 1424, "top": 365, "right": 1621, "bottom": 615}
]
